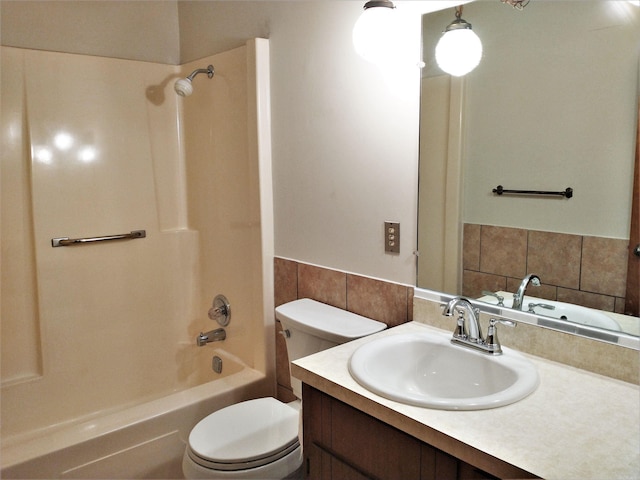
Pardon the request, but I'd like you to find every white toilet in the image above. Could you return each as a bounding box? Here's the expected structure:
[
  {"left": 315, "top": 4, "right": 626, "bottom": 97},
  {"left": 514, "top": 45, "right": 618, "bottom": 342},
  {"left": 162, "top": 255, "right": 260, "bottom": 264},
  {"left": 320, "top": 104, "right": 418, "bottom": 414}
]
[{"left": 182, "top": 298, "right": 386, "bottom": 479}]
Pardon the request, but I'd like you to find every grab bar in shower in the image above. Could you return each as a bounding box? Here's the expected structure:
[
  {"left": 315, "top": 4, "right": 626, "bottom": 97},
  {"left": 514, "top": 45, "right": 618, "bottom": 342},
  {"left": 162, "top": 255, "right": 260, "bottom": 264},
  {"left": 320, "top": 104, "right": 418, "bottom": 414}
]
[
  {"left": 492, "top": 185, "right": 573, "bottom": 199},
  {"left": 51, "top": 230, "right": 146, "bottom": 247}
]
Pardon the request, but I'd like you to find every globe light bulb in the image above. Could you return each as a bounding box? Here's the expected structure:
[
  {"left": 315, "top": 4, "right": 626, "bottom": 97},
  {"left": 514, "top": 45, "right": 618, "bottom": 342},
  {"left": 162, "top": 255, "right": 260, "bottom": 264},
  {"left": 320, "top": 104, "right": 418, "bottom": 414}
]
[
  {"left": 352, "top": 1, "right": 398, "bottom": 64},
  {"left": 435, "top": 11, "right": 483, "bottom": 77}
]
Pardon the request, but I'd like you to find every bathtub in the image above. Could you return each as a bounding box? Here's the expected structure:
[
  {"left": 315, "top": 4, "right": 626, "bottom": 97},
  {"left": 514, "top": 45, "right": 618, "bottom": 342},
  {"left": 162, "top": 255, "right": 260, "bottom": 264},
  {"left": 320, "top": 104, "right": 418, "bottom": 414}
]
[{"left": 1, "top": 351, "right": 271, "bottom": 479}]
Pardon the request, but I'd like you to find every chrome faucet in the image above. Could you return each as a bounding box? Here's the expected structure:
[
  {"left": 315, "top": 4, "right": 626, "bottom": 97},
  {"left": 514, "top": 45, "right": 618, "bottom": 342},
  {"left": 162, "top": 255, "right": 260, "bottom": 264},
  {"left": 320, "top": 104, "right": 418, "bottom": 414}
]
[
  {"left": 442, "top": 296, "right": 483, "bottom": 344},
  {"left": 197, "top": 328, "right": 226, "bottom": 346},
  {"left": 512, "top": 274, "right": 540, "bottom": 310},
  {"left": 442, "top": 296, "right": 515, "bottom": 354}
]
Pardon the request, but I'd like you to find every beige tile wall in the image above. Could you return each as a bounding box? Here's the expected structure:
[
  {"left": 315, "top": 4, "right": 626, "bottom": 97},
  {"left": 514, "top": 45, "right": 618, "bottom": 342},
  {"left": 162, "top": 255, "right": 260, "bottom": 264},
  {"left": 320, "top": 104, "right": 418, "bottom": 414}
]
[
  {"left": 463, "top": 224, "right": 629, "bottom": 314},
  {"left": 274, "top": 258, "right": 414, "bottom": 401}
]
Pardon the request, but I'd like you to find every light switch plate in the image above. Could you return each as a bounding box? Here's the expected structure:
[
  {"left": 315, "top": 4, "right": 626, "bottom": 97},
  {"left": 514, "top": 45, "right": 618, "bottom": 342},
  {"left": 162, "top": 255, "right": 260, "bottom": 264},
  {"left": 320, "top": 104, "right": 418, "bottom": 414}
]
[{"left": 384, "top": 222, "right": 400, "bottom": 254}]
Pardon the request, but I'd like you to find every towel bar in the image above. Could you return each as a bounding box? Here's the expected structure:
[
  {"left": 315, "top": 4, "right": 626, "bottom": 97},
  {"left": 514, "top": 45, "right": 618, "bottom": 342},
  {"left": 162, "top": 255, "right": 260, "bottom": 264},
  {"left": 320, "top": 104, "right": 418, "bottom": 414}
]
[
  {"left": 51, "top": 230, "right": 146, "bottom": 247},
  {"left": 492, "top": 185, "right": 573, "bottom": 198}
]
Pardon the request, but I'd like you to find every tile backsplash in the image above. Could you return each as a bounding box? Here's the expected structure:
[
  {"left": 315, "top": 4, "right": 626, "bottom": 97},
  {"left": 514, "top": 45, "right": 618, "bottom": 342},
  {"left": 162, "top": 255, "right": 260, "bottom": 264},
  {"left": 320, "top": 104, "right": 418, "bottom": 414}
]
[
  {"left": 275, "top": 257, "right": 638, "bottom": 396},
  {"left": 463, "top": 224, "right": 629, "bottom": 314},
  {"left": 274, "top": 258, "right": 413, "bottom": 401}
]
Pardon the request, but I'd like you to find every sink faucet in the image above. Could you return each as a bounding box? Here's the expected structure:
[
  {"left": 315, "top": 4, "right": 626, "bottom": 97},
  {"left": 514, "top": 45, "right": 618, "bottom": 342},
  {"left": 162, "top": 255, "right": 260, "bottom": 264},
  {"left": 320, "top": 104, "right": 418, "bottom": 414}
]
[
  {"left": 442, "top": 296, "right": 515, "bottom": 354},
  {"left": 512, "top": 274, "right": 540, "bottom": 310},
  {"left": 197, "top": 328, "right": 226, "bottom": 346},
  {"left": 442, "top": 296, "right": 483, "bottom": 344}
]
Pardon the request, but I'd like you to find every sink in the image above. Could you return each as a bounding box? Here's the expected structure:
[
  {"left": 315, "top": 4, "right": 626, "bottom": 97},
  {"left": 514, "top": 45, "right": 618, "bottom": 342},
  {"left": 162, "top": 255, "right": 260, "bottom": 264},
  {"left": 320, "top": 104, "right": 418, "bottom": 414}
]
[
  {"left": 478, "top": 292, "right": 621, "bottom": 331},
  {"left": 348, "top": 330, "right": 539, "bottom": 410}
]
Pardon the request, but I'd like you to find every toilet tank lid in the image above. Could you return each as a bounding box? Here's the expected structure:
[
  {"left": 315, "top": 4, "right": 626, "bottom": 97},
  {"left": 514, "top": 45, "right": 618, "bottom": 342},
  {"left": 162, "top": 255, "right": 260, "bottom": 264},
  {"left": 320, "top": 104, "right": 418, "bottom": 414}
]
[{"left": 275, "top": 299, "right": 386, "bottom": 343}]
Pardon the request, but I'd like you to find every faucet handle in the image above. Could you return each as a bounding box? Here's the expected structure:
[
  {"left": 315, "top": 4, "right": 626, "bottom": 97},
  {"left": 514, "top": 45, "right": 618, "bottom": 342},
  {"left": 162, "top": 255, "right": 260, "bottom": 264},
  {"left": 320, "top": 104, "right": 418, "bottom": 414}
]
[
  {"left": 490, "top": 318, "right": 517, "bottom": 328},
  {"left": 484, "top": 318, "right": 516, "bottom": 354},
  {"left": 527, "top": 302, "right": 555, "bottom": 314},
  {"left": 482, "top": 291, "right": 505, "bottom": 306},
  {"left": 208, "top": 294, "right": 231, "bottom": 326},
  {"left": 453, "top": 309, "right": 468, "bottom": 339}
]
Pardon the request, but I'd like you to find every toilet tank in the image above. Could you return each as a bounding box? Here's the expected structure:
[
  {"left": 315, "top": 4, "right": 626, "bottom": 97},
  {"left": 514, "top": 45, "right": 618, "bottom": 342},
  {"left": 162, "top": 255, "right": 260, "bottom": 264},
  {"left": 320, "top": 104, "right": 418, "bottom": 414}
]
[{"left": 275, "top": 298, "right": 386, "bottom": 398}]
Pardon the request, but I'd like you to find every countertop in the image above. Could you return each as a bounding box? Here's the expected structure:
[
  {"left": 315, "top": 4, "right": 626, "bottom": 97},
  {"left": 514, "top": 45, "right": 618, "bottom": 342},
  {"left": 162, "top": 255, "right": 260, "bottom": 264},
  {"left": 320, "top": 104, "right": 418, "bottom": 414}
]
[{"left": 291, "top": 321, "right": 640, "bottom": 480}]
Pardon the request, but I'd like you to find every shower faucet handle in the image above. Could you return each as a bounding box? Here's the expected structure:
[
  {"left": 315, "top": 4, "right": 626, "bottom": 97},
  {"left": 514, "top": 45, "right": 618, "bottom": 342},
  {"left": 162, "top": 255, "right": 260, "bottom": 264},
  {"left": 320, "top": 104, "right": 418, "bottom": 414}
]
[{"left": 208, "top": 294, "right": 231, "bottom": 326}]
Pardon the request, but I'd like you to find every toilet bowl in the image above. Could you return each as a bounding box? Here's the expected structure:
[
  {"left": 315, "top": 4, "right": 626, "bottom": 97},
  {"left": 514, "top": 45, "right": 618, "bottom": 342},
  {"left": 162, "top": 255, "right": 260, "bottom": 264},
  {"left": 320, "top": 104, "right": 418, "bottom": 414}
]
[
  {"left": 182, "top": 397, "right": 303, "bottom": 479},
  {"left": 182, "top": 298, "right": 386, "bottom": 479}
]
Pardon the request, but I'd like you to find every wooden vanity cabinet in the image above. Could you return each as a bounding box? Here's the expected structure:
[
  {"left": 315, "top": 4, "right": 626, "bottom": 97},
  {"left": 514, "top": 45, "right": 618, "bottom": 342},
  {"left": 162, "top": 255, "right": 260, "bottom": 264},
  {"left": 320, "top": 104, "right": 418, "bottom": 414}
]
[{"left": 302, "top": 385, "right": 534, "bottom": 480}]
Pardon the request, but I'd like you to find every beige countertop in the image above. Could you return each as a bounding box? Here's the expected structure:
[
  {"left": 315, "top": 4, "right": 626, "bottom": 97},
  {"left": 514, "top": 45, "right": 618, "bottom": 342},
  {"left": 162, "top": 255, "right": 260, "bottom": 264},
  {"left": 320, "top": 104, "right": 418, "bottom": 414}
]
[{"left": 291, "top": 321, "right": 640, "bottom": 480}]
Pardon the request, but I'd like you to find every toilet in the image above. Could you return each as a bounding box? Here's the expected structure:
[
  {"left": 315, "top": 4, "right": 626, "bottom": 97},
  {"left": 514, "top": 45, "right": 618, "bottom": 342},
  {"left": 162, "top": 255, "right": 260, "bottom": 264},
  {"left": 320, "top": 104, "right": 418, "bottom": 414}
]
[{"left": 182, "top": 298, "right": 386, "bottom": 479}]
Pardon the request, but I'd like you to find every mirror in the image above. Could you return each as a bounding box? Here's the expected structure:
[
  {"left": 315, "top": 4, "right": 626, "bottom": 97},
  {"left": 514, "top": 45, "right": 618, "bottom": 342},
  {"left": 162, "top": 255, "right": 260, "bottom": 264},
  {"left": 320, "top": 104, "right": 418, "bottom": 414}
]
[{"left": 417, "top": 1, "right": 640, "bottom": 338}]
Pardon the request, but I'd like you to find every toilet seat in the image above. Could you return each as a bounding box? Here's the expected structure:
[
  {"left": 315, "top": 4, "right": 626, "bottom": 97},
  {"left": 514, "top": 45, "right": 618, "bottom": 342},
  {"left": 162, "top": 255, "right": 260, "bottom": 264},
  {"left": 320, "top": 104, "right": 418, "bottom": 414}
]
[{"left": 187, "top": 398, "right": 300, "bottom": 472}]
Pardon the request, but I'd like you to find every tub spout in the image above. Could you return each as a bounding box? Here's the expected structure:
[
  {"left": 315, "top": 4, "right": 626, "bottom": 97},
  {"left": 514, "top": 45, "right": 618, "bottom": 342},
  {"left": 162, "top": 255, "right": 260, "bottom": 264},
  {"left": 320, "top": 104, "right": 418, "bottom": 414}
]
[
  {"left": 197, "top": 328, "right": 226, "bottom": 346},
  {"left": 512, "top": 274, "right": 541, "bottom": 310}
]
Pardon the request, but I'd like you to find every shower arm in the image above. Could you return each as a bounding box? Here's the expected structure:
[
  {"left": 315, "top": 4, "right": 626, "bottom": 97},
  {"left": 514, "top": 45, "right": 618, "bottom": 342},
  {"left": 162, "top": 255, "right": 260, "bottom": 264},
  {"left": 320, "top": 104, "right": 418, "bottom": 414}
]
[{"left": 187, "top": 65, "right": 214, "bottom": 81}]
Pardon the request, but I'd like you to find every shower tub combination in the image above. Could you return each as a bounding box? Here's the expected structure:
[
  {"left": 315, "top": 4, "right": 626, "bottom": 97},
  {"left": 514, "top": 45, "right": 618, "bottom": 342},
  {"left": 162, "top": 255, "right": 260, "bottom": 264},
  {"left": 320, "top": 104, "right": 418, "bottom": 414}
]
[
  {"left": 2, "top": 352, "right": 269, "bottom": 479},
  {"left": 0, "top": 39, "right": 274, "bottom": 478}
]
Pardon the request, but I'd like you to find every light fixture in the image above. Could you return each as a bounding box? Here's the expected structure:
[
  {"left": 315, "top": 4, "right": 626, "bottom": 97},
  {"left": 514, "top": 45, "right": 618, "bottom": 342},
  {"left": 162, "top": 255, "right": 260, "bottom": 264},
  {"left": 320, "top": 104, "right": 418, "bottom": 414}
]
[
  {"left": 435, "top": 6, "right": 483, "bottom": 77},
  {"left": 352, "top": 0, "right": 398, "bottom": 64},
  {"left": 501, "top": 0, "right": 530, "bottom": 10}
]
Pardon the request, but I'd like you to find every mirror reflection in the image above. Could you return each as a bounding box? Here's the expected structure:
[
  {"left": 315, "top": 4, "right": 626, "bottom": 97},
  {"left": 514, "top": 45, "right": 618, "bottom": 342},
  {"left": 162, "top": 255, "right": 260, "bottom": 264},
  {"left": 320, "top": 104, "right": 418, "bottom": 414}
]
[{"left": 417, "top": 1, "right": 639, "bottom": 337}]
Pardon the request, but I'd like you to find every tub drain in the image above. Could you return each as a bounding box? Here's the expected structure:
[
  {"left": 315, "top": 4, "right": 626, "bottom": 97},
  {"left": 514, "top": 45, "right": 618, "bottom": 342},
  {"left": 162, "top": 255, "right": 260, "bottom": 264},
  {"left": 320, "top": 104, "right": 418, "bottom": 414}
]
[{"left": 212, "top": 355, "right": 223, "bottom": 374}]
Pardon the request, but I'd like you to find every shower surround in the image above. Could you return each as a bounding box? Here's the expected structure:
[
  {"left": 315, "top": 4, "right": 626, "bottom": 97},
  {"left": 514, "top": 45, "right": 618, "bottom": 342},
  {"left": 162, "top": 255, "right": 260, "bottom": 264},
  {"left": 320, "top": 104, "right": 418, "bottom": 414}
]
[{"left": 1, "top": 39, "right": 274, "bottom": 476}]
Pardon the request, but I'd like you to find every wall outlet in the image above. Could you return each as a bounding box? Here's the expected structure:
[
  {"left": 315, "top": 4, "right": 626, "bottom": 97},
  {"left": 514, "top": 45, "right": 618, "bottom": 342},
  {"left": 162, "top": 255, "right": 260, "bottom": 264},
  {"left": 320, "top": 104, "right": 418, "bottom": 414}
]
[{"left": 384, "top": 222, "right": 400, "bottom": 254}]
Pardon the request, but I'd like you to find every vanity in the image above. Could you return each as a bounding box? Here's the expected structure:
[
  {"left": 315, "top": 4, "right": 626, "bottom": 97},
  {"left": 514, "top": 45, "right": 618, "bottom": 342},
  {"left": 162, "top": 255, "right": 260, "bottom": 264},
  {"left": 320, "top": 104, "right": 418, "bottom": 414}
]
[{"left": 291, "top": 294, "right": 640, "bottom": 479}]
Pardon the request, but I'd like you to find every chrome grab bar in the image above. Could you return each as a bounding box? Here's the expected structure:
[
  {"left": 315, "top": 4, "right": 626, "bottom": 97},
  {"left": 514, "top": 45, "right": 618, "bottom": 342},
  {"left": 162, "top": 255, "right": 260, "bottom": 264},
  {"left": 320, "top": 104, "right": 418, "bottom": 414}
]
[{"left": 51, "top": 230, "right": 146, "bottom": 247}]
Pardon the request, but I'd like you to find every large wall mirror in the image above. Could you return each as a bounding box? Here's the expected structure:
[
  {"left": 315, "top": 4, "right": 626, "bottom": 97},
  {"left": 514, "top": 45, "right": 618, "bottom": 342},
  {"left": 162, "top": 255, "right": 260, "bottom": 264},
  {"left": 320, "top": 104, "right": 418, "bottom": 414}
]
[{"left": 417, "top": 1, "right": 639, "bottom": 340}]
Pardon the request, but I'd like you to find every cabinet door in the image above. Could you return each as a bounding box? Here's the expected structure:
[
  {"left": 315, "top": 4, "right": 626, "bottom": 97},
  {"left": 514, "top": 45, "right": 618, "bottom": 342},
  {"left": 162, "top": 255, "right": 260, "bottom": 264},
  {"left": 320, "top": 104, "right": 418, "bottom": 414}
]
[
  {"left": 421, "top": 445, "right": 464, "bottom": 480},
  {"left": 303, "top": 384, "right": 421, "bottom": 479},
  {"left": 330, "top": 397, "right": 422, "bottom": 479},
  {"left": 303, "top": 385, "right": 519, "bottom": 480}
]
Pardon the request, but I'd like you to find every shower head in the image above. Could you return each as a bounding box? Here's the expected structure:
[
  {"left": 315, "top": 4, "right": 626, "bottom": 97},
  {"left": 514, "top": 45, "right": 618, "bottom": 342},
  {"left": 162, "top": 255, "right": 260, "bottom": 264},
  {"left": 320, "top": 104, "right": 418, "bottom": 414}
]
[
  {"left": 174, "top": 64, "right": 215, "bottom": 97},
  {"left": 174, "top": 78, "right": 194, "bottom": 97}
]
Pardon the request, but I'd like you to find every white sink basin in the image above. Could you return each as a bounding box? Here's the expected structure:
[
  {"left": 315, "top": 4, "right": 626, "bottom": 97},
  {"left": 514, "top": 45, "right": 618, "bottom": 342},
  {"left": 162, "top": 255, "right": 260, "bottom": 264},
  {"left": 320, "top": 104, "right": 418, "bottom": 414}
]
[{"left": 348, "top": 330, "right": 539, "bottom": 410}]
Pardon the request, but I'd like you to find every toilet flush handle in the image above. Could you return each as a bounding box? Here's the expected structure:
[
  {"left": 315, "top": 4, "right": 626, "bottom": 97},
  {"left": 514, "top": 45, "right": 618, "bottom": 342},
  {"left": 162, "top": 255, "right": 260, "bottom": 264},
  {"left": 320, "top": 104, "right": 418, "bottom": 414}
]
[{"left": 279, "top": 329, "right": 291, "bottom": 338}]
